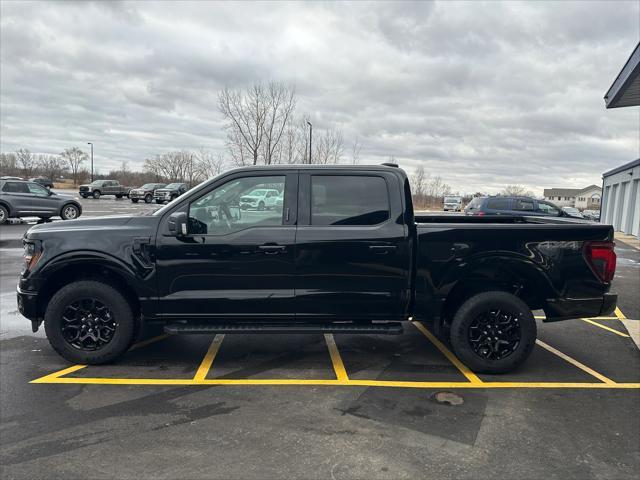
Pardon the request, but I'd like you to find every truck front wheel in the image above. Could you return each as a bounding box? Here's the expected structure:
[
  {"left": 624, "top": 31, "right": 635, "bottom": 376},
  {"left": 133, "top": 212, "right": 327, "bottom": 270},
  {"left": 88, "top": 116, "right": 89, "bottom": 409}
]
[
  {"left": 449, "top": 291, "right": 536, "bottom": 374},
  {"left": 44, "top": 280, "right": 135, "bottom": 364},
  {"left": 92, "top": 190, "right": 101, "bottom": 199}
]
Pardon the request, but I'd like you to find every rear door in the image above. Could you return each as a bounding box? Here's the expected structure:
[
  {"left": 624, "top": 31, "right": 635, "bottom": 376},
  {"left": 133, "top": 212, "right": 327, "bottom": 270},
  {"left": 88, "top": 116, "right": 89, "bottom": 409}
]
[
  {"left": 484, "top": 197, "right": 512, "bottom": 215},
  {"left": 511, "top": 198, "right": 536, "bottom": 216},
  {"left": 295, "top": 171, "right": 412, "bottom": 321},
  {"left": 1, "top": 181, "right": 34, "bottom": 214}
]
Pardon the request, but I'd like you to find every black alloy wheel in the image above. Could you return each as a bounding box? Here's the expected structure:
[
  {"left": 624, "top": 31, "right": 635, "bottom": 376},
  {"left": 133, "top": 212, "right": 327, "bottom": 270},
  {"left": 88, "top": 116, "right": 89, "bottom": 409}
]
[{"left": 60, "top": 297, "right": 117, "bottom": 351}]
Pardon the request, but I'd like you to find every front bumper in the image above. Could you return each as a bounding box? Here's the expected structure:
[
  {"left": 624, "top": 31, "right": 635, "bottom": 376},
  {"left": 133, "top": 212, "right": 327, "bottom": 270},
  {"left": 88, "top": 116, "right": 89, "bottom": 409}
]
[
  {"left": 17, "top": 286, "right": 39, "bottom": 323},
  {"left": 543, "top": 293, "right": 617, "bottom": 321},
  {"left": 129, "top": 191, "right": 148, "bottom": 199}
]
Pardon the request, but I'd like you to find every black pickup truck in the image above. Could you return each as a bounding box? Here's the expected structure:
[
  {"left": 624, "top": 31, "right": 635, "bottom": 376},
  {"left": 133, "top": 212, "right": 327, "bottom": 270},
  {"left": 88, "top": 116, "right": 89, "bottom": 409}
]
[{"left": 17, "top": 165, "right": 617, "bottom": 373}]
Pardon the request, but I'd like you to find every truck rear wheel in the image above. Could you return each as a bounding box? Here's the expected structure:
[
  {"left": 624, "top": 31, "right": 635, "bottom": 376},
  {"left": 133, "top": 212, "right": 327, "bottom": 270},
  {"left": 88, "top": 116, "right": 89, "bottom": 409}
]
[
  {"left": 44, "top": 280, "right": 135, "bottom": 364},
  {"left": 449, "top": 291, "right": 536, "bottom": 374}
]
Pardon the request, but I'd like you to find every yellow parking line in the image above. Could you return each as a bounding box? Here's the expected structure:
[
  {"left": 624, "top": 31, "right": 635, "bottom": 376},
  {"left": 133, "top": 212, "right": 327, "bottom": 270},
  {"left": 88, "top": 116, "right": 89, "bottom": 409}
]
[
  {"left": 324, "top": 333, "right": 349, "bottom": 381},
  {"left": 581, "top": 319, "right": 630, "bottom": 338},
  {"left": 534, "top": 315, "right": 619, "bottom": 320},
  {"left": 193, "top": 334, "right": 225, "bottom": 381},
  {"left": 30, "top": 364, "right": 88, "bottom": 383},
  {"left": 31, "top": 333, "right": 171, "bottom": 383},
  {"left": 535, "top": 339, "right": 615, "bottom": 384},
  {"left": 30, "top": 376, "right": 640, "bottom": 389},
  {"left": 615, "top": 307, "right": 627, "bottom": 320},
  {"left": 412, "top": 322, "right": 483, "bottom": 384}
]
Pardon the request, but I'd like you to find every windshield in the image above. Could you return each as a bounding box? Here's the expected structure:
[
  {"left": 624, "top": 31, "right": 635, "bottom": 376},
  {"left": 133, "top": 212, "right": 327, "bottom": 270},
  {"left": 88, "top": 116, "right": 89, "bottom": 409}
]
[
  {"left": 89, "top": 180, "right": 104, "bottom": 186},
  {"left": 141, "top": 183, "right": 155, "bottom": 189},
  {"left": 165, "top": 183, "right": 182, "bottom": 189},
  {"left": 444, "top": 197, "right": 460, "bottom": 203},
  {"left": 564, "top": 207, "right": 579, "bottom": 213},
  {"left": 246, "top": 189, "right": 266, "bottom": 196}
]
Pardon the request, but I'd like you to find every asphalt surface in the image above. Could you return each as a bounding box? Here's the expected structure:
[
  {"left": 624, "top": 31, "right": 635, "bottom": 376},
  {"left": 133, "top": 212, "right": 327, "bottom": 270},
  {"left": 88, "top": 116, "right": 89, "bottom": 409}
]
[{"left": 0, "top": 198, "right": 639, "bottom": 480}]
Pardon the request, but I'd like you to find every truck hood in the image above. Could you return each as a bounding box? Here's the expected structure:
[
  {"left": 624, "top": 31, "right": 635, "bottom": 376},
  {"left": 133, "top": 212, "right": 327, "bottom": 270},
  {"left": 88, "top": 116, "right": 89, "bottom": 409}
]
[{"left": 25, "top": 216, "right": 135, "bottom": 239}]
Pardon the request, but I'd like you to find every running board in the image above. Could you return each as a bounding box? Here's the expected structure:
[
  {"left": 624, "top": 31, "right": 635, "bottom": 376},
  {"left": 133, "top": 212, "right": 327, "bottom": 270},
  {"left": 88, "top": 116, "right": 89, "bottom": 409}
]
[{"left": 164, "top": 322, "right": 404, "bottom": 335}]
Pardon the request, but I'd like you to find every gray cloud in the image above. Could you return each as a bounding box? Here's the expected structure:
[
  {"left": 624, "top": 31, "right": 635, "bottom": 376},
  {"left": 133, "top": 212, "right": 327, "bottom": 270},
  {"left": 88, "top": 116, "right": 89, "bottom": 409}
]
[{"left": 1, "top": 0, "right": 638, "bottom": 195}]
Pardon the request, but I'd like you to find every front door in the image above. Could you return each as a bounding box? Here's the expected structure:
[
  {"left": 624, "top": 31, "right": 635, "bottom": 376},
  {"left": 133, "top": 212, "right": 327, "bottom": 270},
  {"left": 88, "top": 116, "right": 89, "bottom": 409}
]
[
  {"left": 155, "top": 171, "right": 298, "bottom": 321},
  {"left": 295, "top": 172, "right": 411, "bottom": 322}
]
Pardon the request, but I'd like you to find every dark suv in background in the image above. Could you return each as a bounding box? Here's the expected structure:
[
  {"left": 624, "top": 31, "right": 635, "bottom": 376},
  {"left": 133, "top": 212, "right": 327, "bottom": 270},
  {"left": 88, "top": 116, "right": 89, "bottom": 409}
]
[
  {"left": 154, "top": 182, "right": 188, "bottom": 204},
  {"left": 0, "top": 180, "right": 81, "bottom": 224},
  {"left": 464, "top": 196, "right": 578, "bottom": 217},
  {"left": 129, "top": 183, "right": 166, "bottom": 203}
]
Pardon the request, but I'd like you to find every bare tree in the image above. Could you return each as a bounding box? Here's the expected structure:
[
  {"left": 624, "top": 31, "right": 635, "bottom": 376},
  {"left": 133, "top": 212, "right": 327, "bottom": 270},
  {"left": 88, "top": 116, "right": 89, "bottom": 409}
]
[
  {"left": 60, "top": 147, "right": 87, "bottom": 185},
  {"left": 37, "top": 155, "right": 66, "bottom": 180},
  {"left": 16, "top": 148, "right": 34, "bottom": 178},
  {"left": 219, "top": 82, "right": 296, "bottom": 166},
  {"left": 411, "top": 165, "right": 426, "bottom": 199},
  {"left": 262, "top": 82, "right": 296, "bottom": 164},
  {"left": 502, "top": 185, "right": 534, "bottom": 197},
  {"left": 0, "top": 152, "right": 19, "bottom": 177},
  {"left": 313, "top": 128, "right": 344, "bottom": 164},
  {"left": 195, "top": 148, "right": 226, "bottom": 180},
  {"left": 219, "top": 83, "right": 267, "bottom": 165},
  {"left": 350, "top": 137, "right": 362, "bottom": 164}
]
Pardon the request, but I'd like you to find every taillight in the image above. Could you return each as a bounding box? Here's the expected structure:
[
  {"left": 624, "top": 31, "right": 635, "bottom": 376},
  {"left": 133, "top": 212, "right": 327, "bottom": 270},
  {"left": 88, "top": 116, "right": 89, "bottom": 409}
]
[
  {"left": 477, "top": 211, "right": 485, "bottom": 217},
  {"left": 583, "top": 241, "right": 616, "bottom": 283}
]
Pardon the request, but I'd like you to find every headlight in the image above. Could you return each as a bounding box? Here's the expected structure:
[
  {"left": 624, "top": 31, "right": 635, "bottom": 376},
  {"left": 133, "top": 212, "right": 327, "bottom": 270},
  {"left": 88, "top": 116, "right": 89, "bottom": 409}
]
[{"left": 22, "top": 241, "right": 42, "bottom": 274}]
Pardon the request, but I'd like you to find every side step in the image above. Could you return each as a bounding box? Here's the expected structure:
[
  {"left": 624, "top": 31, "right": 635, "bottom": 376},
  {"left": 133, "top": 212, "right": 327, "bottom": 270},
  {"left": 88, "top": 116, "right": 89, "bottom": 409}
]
[{"left": 164, "top": 322, "right": 404, "bottom": 335}]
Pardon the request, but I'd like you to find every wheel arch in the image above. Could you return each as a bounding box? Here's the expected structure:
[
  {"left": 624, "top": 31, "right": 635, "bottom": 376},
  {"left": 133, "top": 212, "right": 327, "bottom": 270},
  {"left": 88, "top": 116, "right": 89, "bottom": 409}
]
[{"left": 36, "top": 255, "right": 142, "bottom": 321}]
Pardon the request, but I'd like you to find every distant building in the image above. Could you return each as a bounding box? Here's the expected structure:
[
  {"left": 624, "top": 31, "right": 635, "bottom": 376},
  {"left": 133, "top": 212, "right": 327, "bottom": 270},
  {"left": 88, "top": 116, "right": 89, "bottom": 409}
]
[
  {"left": 601, "top": 159, "right": 639, "bottom": 237},
  {"left": 543, "top": 185, "right": 601, "bottom": 209},
  {"left": 574, "top": 185, "right": 602, "bottom": 210}
]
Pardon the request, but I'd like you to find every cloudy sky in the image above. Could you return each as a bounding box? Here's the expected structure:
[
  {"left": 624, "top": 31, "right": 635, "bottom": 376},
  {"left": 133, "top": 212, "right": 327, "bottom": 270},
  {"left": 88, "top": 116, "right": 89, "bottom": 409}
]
[{"left": 1, "top": 0, "right": 639, "bottom": 195}]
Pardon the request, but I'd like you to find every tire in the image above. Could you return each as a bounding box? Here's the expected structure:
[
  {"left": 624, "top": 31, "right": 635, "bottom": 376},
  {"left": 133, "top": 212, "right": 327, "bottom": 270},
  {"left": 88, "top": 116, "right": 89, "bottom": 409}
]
[
  {"left": 156, "top": 200, "right": 163, "bottom": 204},
  {"left": 258, "top": 201, "right": 265, "bottom": 211},
  {"left": 80, "top": 194, "right": 88, "bottom": 199},
  {"left": 449, "top": 291, "right": 536, "bottom": 374},
  {"left": 144, "top": 194, "right": 152, "bottom": 203},
  {"left": 0, "top": 204, "right": 8, "bottom": 225},
  {"left": 92, "top": 190, "right": 101, "bottom": 199},
  {"left": 116, "top": 194, "right": 123, "bottom": 199},
  {"left": 60, "top": 203, "right": 80, "bottom": 220},
  {"left": 131, "top": 198, "right": 139, "bottom": 203},
  {"left": 44, "top": 280, "right": 135, "bottom": 364}
]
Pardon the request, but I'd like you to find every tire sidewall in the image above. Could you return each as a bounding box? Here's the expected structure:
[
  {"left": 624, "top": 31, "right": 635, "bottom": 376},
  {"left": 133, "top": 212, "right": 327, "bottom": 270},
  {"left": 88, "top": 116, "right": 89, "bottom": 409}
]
[
  {"left": 92, "top": 190, "right": 101, "bottom": 199},
  {"left": 0, "top": 205, "right": 8, "bottom": 224},
  {"left": 44, "top": 281, "right": 135, "bottom": 364},
  {"left": 61, "top": 204, "right": 79, "bottom": 220},
  {"left": 145, "top": 194, "right": 152, "bottom": 203},
  {"left": 131, "top": 198, "right": 139, "bottom": 203},
  {"left": 449, "top": 291, "right": 536, "bottom": 374}
]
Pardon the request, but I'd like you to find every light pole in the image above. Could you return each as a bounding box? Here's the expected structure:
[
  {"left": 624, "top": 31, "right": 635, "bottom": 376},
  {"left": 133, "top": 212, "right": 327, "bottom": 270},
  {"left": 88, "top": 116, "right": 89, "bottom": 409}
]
[
  {"left": 87, "top": 142, "right": 93, "bottom": 181},
  {"left": 307, "top": 121, "right": 312, "bottom": 164}
]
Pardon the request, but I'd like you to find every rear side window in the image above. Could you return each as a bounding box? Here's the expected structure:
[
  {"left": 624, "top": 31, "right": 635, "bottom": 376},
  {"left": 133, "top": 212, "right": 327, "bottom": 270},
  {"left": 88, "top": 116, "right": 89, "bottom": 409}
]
[
  {"left": 311, "top": 175, "right": 389, "bottom": 226},
  {"left": 514, "top": 199, "right": 534, "bottom": 211},
  {"left": 2, "top": 182, "right": 29, "bottom": 193},
  {"left": 486, "top": 198, "right": 511, "bottom": 210}
]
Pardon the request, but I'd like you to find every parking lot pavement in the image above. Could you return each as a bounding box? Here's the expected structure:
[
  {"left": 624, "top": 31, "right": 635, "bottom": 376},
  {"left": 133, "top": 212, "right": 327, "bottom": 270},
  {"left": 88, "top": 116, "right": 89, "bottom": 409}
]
[{"left": 1, "top": 223, "right": 639, "bottom": 479}]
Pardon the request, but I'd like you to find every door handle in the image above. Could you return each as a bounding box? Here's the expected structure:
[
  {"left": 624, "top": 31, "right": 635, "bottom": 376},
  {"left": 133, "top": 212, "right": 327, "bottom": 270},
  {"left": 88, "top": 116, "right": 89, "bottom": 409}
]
[
  {"left": 258, "top": 244, "right": 287, "bottom": 255},
  {"left": 369, "top": 245, "right": 397, "bottom": 254}
]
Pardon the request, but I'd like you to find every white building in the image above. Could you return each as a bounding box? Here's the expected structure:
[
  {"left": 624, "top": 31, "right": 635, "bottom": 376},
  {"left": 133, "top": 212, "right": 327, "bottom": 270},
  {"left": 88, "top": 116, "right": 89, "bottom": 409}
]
[
  {"left": 574, "top": 185, "right": 602, "bottom": 210},
  {"left": 601, "top": 159, "right": 640, "bottom": 238},
  {"left": 543, "top": 185, "right": 601, "bottom": 209}
]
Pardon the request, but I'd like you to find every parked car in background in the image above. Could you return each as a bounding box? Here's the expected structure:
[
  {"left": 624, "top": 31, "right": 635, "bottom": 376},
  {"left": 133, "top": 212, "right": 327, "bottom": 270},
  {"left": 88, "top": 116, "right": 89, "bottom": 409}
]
[
  {"left": 582, "top": 209, "right": 601, "bottom": 221},
  {"left": 129, "top": 183, "right": 166, "bottom": 203},
  {"left": 239, "top": 188, "right": 281, "bottom": 210},
  {"left": 29, "top": 177, "right": 54, "bottom": 189},
  {"left": 0, "top": 179, "right": 81, "bottom": 224},
  {"left": 443, "top": 195, "right": 462, "bottom": 212},
  {"left": 465, "top": 196, "right": 573, "bottom": 217},
  {"left": 154, "top": 182, "right": 188, "bottom": 204},
  {"left": 79, "top": 180, "right": 131, "bottom": 199},
  {"left": 562, "top": 206, "right": 585, "bottom": 218}
]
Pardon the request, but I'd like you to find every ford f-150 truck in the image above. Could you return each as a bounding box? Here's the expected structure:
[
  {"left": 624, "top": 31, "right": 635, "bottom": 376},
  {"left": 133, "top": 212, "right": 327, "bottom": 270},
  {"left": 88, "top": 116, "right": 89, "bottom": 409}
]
[
  {"left": 79, "top": 180, "right": 131, "bottom": 199},
  {"left": 17, "top": 165, "right": 617, "bottom": 373}
]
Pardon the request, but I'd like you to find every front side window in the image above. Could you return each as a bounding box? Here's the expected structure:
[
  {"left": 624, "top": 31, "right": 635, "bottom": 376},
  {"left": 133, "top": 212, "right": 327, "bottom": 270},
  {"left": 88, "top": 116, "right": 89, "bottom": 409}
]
[
  {"left": 536, "top": 202, "right": 560, "bottom": 215},
  {"left": 27, "top": 183, "right": 49, "bottom": 196},
  {"left": 311, "top": 175, "right": 389, "bottom": 226},
  {"left": 188, "top": 176, "right": 285, "bottom": 235}
]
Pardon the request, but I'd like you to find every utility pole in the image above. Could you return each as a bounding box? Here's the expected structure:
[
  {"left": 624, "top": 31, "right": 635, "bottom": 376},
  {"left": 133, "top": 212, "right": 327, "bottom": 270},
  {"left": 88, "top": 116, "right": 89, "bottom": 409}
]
[
  {"left": 87, "top": 142, "right": 94, "bottom": 181},
  {"left": 307, "top": 121, "right": 312, "bottom": 164}
]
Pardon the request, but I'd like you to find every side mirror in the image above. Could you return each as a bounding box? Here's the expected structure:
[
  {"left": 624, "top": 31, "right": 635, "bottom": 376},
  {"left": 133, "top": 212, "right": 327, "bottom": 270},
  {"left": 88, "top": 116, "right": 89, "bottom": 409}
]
[{"left": 167, "top": 212, "right": 188, "bottom": 237}]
